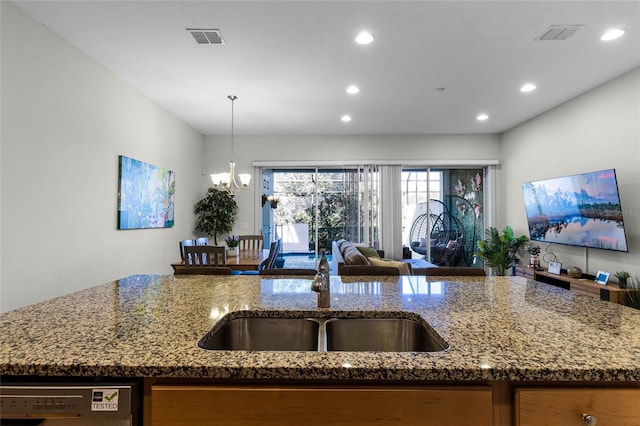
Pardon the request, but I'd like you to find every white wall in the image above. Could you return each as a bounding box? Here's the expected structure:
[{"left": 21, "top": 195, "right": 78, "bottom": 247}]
[
  {"left": 501, "top": 68, "right": 640, "bottom": 279},
  {"left": 202, "top": 134, "right": 502, "bottom": 235},
  {"left": 0, "top": 2, "right": 204, "bottom": 312}
]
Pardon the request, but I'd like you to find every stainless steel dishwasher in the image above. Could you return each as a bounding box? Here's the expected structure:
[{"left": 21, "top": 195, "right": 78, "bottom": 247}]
[{"left": 0, "top": 381, "right": 140, "bottom": 425}]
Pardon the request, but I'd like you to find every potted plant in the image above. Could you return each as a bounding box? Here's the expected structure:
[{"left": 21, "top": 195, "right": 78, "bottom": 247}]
[
  {"left": 627, "top": 275, "right": 640, "bottom": 310},
  {"left": 475, "top": 226, "right": 529, "bottom": 276},
  {"left": 525, "top": 244, "right": 541, "bottom": 270},
  {"left": 614, "top": 270, "right": 631, "bottom": 289},
  {"left": 225, "top": 235, "right": 240, "bottom": 256},
  {"left": 194, "top": 187, "right": 238, "bottom": 245}
]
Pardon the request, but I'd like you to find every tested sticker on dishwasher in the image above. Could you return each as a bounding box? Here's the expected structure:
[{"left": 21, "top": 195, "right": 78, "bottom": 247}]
[{"left": 91, "top": 388, "right": 119, "bottom": 411}]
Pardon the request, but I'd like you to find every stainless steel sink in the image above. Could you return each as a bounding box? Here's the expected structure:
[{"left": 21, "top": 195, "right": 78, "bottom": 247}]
[
  {"left": 325, "top": 318, "right": 448, "bottom": 352},
  {"left": 199, "top": 317, "right": 320, "bottom": 351},
  {"left": 199, "top": 313, "right": 448, "bottom": 352}
]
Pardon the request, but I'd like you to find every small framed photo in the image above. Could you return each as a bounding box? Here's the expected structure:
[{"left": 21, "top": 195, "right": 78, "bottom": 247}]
[
  {"left": 548, "top": 261, "right": 562, "bottom": 275},
  {"left": 595, "top": 271, "right": 610, "bottom": 285}
]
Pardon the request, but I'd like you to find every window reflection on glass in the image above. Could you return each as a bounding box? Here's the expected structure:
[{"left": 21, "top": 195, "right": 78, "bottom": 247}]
[
  {"left": 402, "top": 279, "right": 443, "bottom": 295},
  {"left": 264, "top": 279, "right": 383, "bottom": 295}
]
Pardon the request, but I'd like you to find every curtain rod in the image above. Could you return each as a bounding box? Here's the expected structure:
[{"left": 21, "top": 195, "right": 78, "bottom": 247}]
[{"left": 252, "top": 159, "right": 500, "bottom": 167}]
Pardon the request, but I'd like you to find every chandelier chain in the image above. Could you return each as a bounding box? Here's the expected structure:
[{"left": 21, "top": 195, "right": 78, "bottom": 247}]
[{"left": 228, "top": 95, "right": 237, "bottom": 162}]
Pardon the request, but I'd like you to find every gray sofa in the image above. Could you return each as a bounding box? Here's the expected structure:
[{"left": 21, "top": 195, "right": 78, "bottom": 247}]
[
  {"left": 331, "top": 239, "right": 384, "bottom": 274},
  {"left": 331, "top": 240, "right": 436, "bottom": 275}
]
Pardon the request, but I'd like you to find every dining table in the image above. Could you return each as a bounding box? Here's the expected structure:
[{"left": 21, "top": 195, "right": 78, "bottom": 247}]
[{"left": 171, "top": 248, "right": 267, "bottom": 272}]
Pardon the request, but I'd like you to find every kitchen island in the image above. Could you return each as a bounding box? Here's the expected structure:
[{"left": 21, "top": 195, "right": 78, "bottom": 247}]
[{"left": 2, "top": 274, "right": 639, "bottom": 425}]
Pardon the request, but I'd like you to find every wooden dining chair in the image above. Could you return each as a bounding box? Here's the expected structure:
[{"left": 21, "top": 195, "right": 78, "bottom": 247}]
[
  {"left": 195, "top": 237, "right": 209, "bottom": 246},
  {"left": 259, "top": 268, "right": 317, "bottom": 276},
  {"left": 184, "top": 245, "right": 226, "bottom": 266},
  {"left": 425, "top": 267, "right": 486, "bottom": 277},
  {"left": 238, "top": 239, "right": 282, "bottom": 276},
  {"left": 175, "top": 266, "right": 232, "bottom": 275},
  {"left": 259, "top": 239, "right": 281, "bottom": 270},
  {"left": 239, "top": 234, "right": 264, "bottom": 250},
  {"left": 179, "top": 239, "right": 195, "bottom": 261}
]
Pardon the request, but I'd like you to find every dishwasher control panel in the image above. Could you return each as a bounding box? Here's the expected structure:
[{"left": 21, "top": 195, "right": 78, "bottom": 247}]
[
  {"left": 0, "top": 383, "right": 136, "bottom": 422},
  {"left": 1, "top": 394, "right": 84, "bottom": 417}
]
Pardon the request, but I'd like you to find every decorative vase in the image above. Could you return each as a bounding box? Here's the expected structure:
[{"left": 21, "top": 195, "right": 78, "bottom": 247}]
[
  {"left": 489, "top": 266, "right": 506, "bottom": 277},
  {"left": 567, "top": 267, "right": 582, "bottom": 278},
  {"left": 619, "top": 278, "right": 628, "bottom": 289},
  {"left": 530, "top": 255, "right": 541, "bottom": 270},
  {"left": 226, "top": 246, "right": 238, "bottom": 256}
]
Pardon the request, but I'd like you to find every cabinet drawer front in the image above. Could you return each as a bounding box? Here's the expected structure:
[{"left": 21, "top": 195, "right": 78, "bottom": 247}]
[
  {"left": 515, "top": 387, "right": 640, "bottom": 426},
  {"left": 151, "top": 385, "right": 492, "bottom": 426},
  {"left": 569, "top": 284, "right": 601, "bottom": 299}
]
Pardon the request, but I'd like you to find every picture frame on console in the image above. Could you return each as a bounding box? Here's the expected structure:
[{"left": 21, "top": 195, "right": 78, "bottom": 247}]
[
  {"left": 595, "top": 271, "right": 610, "bottom": 285},
  {"left": 548, "top": 261, "right": 562, "bottom": 275}
]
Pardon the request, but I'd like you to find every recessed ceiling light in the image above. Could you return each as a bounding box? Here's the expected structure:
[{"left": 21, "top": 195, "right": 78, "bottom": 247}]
[
  {"left": 601, "top": 28, "right": 625, "bottom": 41},
  {"left": 355, "top": 31, "right": 374, "bottom": 45},
  {"left": 346, "top": 85, "right": 360, "bottom": 94},
  {"left": 520, "top": 83, "right": 537, "bottom": 93},
  {"left": 477, "top": 114, "right": 489, "bottom": 121},
  {"left": 341, "top": 115, "right": 352, "bottom": 122}
]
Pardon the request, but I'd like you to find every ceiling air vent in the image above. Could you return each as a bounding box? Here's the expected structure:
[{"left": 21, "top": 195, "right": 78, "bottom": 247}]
[
  {"left": 536, "top": 25, "right": 583, "bottom": 41},
  {"left": 187, "top": 29, "right": 225, "bottom": 45}
]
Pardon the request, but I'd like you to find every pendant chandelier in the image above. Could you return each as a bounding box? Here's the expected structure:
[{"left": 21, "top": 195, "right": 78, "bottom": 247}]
[{"left": 210, "top": 95, "right": 251, "bottom": 196}]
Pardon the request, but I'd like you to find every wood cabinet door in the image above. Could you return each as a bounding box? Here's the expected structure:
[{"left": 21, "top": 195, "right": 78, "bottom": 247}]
[
  {"left": 151, "top": 385, "right": 492, "bottom": 426},
  {"left": 515, "top": 387, "right": 640, "bottom": 426}
]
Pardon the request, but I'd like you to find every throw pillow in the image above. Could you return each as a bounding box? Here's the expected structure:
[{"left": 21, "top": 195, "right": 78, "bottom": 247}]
[
  {"left": 339, "top": 241, "right": 350, "bottom": 258},
  {"left": 369, "top": 257, "right": 412, "bottom": 275},
  {"left": 344, "top": 246, "right": 369, "bottom": 265},
  {"left": 356, "top": 245, "right": 380, "bottom": 259}
]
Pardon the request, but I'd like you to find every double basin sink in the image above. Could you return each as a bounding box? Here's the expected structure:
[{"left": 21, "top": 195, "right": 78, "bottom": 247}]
[{"left": 198, "top": 312, "right": 449, "bottom": 353}]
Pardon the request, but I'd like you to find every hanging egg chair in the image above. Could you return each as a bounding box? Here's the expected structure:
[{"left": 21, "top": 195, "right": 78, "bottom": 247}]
[{"left": 408, "top": 198, "right": 470, "bottom": 266}]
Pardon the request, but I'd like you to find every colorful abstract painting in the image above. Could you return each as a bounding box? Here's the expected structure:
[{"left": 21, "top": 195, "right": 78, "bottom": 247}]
[{"left": 117, "top": 155, "right": 175, "bottom": 229}]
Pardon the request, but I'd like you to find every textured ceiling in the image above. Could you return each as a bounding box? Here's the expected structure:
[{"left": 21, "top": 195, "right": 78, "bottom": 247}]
[{"left": 13, "top": 1, "right": 640, "bottom": 135}]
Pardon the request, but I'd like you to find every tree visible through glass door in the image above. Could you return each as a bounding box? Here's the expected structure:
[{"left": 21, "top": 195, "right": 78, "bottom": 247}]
[{"left": 270, "top": 168, "right": 375, "bottom": 255}]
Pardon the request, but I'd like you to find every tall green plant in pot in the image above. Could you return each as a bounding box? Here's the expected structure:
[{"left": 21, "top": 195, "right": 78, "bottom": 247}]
[
  {"left": 475, "top": 226, "right": 529, "bottom": 276},
  {"left": 194, "top": 188, "right": 238, "bottom": 245}
]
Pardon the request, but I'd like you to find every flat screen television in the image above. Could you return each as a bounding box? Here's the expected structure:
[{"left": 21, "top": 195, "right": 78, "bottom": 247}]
[{"left": 522, "top": 168, "right": 628, "bottom": 252}]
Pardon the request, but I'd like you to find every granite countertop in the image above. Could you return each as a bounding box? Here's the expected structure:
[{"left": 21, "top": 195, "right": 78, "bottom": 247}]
[{"left": 1, "top": 274, "right": 639, "bottom": 382}]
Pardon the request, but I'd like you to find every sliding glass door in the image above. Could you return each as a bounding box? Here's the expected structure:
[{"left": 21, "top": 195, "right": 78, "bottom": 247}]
[
  {"left": 268, "top": 166, "right": 379, "bottom": 255},
  {"left": 261, "top": 164, "right": 484, "bottom": 264},
  {"left": 403, "top": 167, "right": 485, "bottom": 267}
]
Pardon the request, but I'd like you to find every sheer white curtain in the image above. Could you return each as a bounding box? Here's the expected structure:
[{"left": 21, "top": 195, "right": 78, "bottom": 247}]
[
  {"left": 379, "top": 165, "right": 403, "bottom": 260},
  {"left": 342, "top": 168, "right": 361, "bottom": 243},
  {"left": 358, "top": 164, "right": 379, "bottom": 247}
]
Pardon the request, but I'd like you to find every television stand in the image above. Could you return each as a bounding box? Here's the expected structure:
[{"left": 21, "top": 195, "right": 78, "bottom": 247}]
[{"left": 519, "top": 268, "right": 628, "bottom": 305}]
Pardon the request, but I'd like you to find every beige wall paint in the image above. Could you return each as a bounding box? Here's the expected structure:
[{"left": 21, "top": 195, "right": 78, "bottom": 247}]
[
  {"left": 501, "top": 68, "right": 640, "bottom": 279},
  {"left": 1, "top": 3, "right": 204, "bottom": 312}
]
